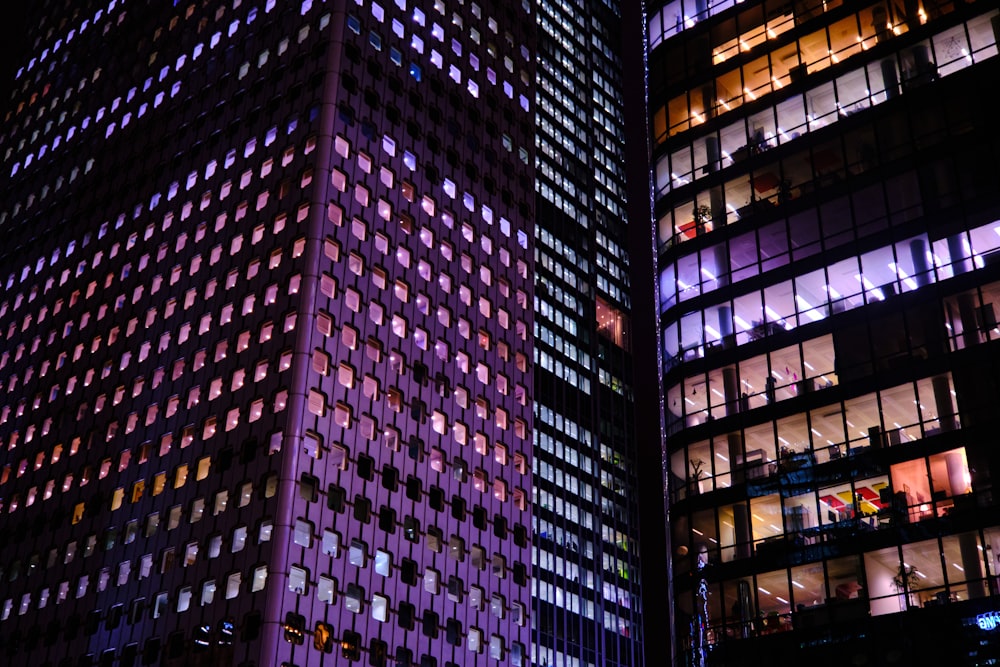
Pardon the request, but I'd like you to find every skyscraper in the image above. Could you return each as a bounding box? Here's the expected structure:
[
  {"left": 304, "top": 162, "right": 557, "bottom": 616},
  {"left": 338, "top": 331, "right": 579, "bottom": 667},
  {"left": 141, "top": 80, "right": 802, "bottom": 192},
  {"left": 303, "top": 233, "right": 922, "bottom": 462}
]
[
  {"left": 649, "top": 0, "right": 1000, "bottom": 663},
  {"left": 0, "top": 2, "right": 535, "bottom": 666},
  {"left": 533, "top": 1, "right": 645, "bottom": 666}
]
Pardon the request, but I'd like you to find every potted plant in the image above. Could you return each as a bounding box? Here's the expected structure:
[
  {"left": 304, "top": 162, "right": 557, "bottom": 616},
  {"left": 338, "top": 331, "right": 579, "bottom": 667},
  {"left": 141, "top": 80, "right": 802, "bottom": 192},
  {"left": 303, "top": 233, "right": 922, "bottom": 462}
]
[
  {"left": 693, "top": 205, "right": 712, "bottom": 235},
  {"left": 891, "top": 564, "right": 919, "bottom": 610},
  {"left": 689, "top": 459, "right": 705, "bottom": 496}
]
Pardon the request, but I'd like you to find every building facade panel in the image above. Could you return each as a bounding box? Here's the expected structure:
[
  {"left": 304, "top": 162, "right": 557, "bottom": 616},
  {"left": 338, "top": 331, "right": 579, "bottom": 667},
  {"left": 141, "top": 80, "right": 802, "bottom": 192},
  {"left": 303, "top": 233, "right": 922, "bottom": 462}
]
[
  {"left": 650, "top": 0, "right": 1000, "bottom": 663},
  {"left": 0, "top": 1, "right": 534, "bottom": 666}
]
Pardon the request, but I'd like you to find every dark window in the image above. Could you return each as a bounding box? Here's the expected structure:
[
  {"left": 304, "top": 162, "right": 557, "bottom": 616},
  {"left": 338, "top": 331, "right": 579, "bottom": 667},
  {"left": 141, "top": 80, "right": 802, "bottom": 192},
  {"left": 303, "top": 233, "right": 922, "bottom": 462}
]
[
  {"left": 353, "top": 495, "right": 372, "bottom": 523},
  {"left": 242, "top": 611, "right": 262, "bottom": 641},
  {"left": 473, "top": 505, "right": 487, "bottom": 529},
  {"left": 218, "top": 446, "right": 233, "bottom": 472},
  {"left": 428, "top": 485, "right": 444, "bottom": 511},
  {"left": 403, "top": 515, "right": 420, "bottom": 542},
  {"left": 408, "top": 435, "right": 424, "bottom": 460},
  {"left": 240, "top": 436, "right": 258, "bottom": 463},
  {"left": 422, "top": 610, "right": 439, "bottom": 638},
  {"left": 106, "top": 604, "right": 123, "bottom": 630},
  {"left": 141, "top": 637, "right": 161, "bottom": 665},
  {"left": 494, "top": 514, "right": 507, "bottom": 539},
  {"left": 405, "top": 475, "right": 422, "bottom": 501},
  {"left": 395, "top": 647, "right": 413, "bottom": 667},
  {"left": 382, "top": 464, "right": 399, "bottom": 491},
  {"left": 369, "top": 639, "right": 388, "bottom": 667},
  {"left": 513, "top": 562, "right": 528, "bottom": 586},
  {"left": 327, "top": 484, "right": 345, "bottom": 512},
  {"left": 446, "top": 618, "right": 462, "bottom": 646},
  {"left": 378, "top": 505, "right": 396, "bottom": 533},
  {"left": 451, "top": 495, "right": 466, "bottom": 520},
  {"left": 120, "top": 644, "right": 138, "bottom": 667},
  {"left": 357, "top": 453, "right": 374, "bottom": 480},
  {"left": 299, "top": 473, "right": 319, "bottom": 502},
  {"left": 84, "top": 610, "right": 101, "bottom": 636},
  {"left": 166, "top": 631, "right": 185, "bottom": 659},
  {"left": 400, "top": 558, "right": 418, "bottom": 585},
  {"left": 128, "top": 598, "right": 144, "bottom": 624},
  {"left": 398, "top": 601, "right": 415, "bottom": 630}
]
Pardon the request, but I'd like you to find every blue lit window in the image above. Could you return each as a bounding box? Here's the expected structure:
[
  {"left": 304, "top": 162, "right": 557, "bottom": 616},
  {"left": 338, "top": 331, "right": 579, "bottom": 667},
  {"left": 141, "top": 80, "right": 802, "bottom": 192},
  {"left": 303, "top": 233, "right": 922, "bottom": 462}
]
[
  {"left": 390, "top": 47, "right": 403, "bottom": 66},
  {"left": 369, "top": 31, "right": 382, "bottom": 51},
  {"left": 347, "top": 15, "right": 361, "bottom": 34},
  {"left": 409, "top": 63, "right": 422, "bottom": 81}
]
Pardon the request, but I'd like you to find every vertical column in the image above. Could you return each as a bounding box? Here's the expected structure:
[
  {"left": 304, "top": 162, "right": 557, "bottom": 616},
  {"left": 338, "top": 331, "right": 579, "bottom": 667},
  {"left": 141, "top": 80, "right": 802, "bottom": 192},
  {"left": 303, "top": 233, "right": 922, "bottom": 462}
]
[
  {"left": 909, "top": 239, "right": 931, "bottom": 287},
  {"left": 947, "top": 234, "right": 972, "bottom": 275},
  {"left": 733, "top": 503, "right": 752, "bottom": 559},
  {"left": 717, "top": 304, "right": 733, "bottom": 347},
  {"left": 723, "top": 366, "right": 739, "bottom": 415},
  {"left": 932, "top": 375, "right": 956, "bottom": 432},
  {"left": 957, "top": 293, "right": 982, "bottom": 348},
  {"left": 881, "top": 59, "right": 900, "bottom": 99},
  {"left": 945, "top": 451, "right": 969, "bottom": 497},
  {"left": 960, "top": 531, "right": 986, "bottom": 599},
  {"left": 728, "top": 433, "right": 744, "bottom": 485},
  {"left": 713, "top": 246, "right": 730, "bottom": 289}
]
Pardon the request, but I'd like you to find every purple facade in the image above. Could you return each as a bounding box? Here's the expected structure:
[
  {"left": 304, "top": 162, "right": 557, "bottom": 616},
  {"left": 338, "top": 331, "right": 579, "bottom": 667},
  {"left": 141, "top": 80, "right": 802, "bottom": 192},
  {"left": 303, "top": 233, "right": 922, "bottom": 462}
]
[{"left": 0, "top": 1, "right": 534, "bottom": 666}]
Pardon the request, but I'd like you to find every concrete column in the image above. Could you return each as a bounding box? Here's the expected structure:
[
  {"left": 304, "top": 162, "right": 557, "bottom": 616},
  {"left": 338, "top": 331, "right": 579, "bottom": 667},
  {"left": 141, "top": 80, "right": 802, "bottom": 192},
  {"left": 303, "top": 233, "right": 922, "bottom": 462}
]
[
  {"left": 709, "top": 185, "right": 726, "bottom": 234},
  {"left": 932, "top": 375, "right": 956, "bottom": 432},
  {"left": 948, "top": 234, "right": 972, "bottom": 275},
  {"left": 705, "top": 136, "right": 720, "bottom": 174},
  {"left": 881, "top": 59, "right": 899, "bottom": 99},
  {"left": 910, "top": 44, "right": 935, "bottom": 86},
  {"left": 957, "top": 293, "right": 982, "bottom": 348},
  {"left": 733, "top": 503, "right": 752, "bottom": 559},
  {"left": 945, "top": 451, "right": 969, "bottom": 497},
  {"left": 960, "top": 531, "right": 986, "bottom": 599},
  {"left": 909, "top": 239, "right": 931, "bottom": 287},
  {"left": 723, "top": 367, "right": 739, "bottom": 416},
  {"left": 728, "top": 433, "right": 745, "bottom": 485},
  {"left": 713, "top": 244, "right": 729, "bottom": 288},
  {"left": 718, "top": 304, "right": 733, "bottom": 344}
]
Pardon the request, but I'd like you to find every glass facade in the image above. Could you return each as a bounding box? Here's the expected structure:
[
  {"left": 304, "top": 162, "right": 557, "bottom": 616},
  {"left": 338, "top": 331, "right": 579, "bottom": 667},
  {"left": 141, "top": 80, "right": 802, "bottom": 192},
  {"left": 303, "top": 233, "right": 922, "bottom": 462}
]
[
  {"left": 650, "top": 0, "right": 1000, "bottom": 662},
  {"left": 0, "top": 1, "right": 534, "bottom": 666},
  {"left": 534, "top": 1, "right": 644, "bottom": 667}
]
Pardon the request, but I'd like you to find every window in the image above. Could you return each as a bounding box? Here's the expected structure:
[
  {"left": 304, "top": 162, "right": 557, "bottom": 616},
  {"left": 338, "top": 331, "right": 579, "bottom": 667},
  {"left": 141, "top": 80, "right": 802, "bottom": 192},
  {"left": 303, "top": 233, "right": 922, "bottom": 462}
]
[
  {"left": 289, "top": 565, "right": 309, "bottom": 594},
  {"left": 375, "top": 549, "right": 391, "bottom": 576}
]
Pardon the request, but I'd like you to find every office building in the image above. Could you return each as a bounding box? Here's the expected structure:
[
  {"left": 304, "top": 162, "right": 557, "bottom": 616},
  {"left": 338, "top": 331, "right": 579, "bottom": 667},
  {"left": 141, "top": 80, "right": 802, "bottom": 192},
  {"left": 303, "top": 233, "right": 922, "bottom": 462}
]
[
  {"left": 648, "top": 0, "right": 1000, "bottom": 663},
  {"left": 533, "top": 1, "right": 645, "bottom": 667},
  {"left": 0, "top": 1, "right": 534, "bottom": 665}
]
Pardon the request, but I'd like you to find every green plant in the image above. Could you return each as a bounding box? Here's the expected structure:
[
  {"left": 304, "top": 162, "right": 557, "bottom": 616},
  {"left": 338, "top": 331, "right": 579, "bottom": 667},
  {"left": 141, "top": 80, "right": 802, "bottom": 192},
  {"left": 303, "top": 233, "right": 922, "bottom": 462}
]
[
  {"left": 693, "top": 205, "right": 712, "bottom": 230},
  {"left": 891, "top": 564, "right": 918, "bottom": 592}
]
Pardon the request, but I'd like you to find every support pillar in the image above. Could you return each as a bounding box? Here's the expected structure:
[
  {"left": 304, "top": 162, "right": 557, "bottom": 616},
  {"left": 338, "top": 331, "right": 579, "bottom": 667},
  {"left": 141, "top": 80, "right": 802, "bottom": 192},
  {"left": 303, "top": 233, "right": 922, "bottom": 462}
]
[
  {"left": 932, "top": 375, "right": 956, "bottom": 432},
  {"left": 960, "top": 531, "right": 986, "bottom": 600},
  {"left": 723, "top": 367, "right": 739, "bottom": 416},
  {"left": 909, "top": 239, "right": 931, "bottom": 287},
  {"left": 728, "top": 433, "right": 744, "bottom": 485},
  {"left": 733, "top": 503, "right": 752, "bottom": 559},
  {"left": 948, "top": 234, "right": 972, "bottom": 275},
  {"left": 881, "top": 59, "right": 899, "bottom": 99}
]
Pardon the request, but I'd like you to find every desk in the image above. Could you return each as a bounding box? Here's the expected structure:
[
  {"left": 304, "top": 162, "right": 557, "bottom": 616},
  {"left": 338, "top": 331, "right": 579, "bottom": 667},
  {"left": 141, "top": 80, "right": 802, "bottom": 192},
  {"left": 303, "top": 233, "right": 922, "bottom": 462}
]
[{"left": 740, "top": 449, "right": 773, "bottom": 479}]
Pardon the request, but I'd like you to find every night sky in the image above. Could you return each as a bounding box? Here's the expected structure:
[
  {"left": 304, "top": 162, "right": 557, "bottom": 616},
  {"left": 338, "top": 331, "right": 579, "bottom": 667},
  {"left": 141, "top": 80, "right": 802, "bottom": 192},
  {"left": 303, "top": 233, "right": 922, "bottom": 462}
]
[
  {"left": 620, "top": 0, "right": 673, "bottom": 663},
  {"left": 0, "top": 5, "right": 29, "bottom": 108}
]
